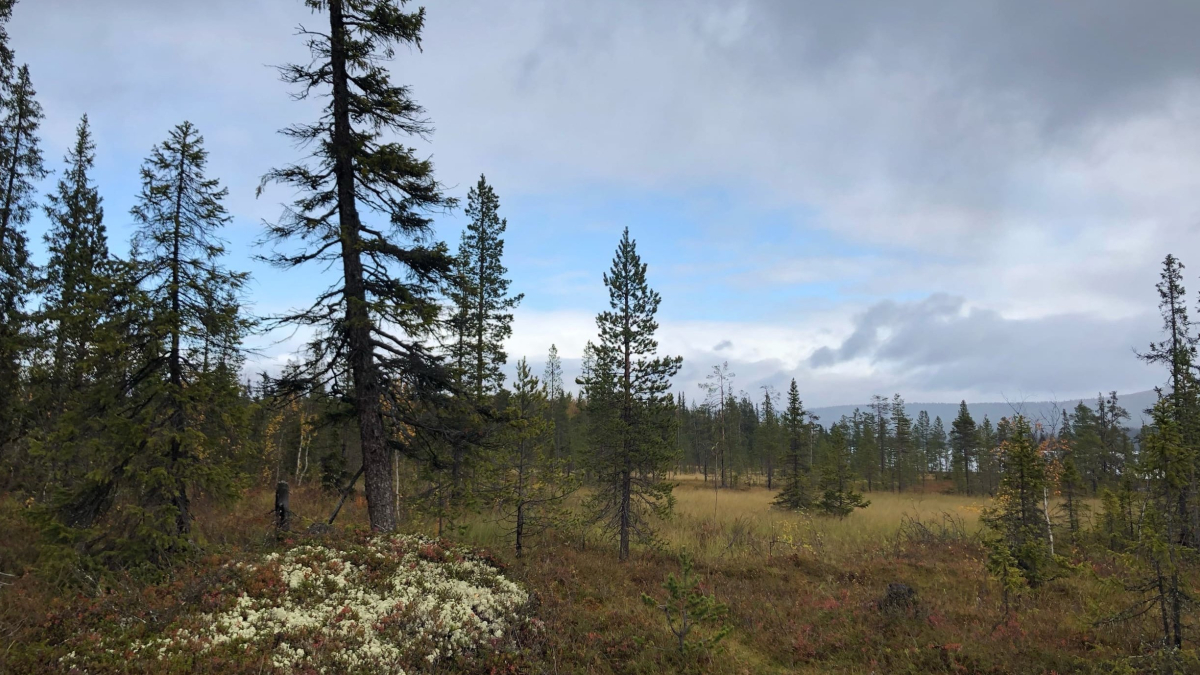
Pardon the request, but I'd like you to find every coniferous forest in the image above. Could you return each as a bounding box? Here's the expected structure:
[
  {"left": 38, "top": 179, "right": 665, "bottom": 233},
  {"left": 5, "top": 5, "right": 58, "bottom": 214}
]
[{"left": 3, "top": 2, "right": 1200, "bottom": 673}]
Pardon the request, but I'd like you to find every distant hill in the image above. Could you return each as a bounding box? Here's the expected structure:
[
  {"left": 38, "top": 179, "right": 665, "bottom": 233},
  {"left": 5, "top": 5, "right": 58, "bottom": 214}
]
[{"left": 810, "top": 390, "right": 1159, "bottom": 431}]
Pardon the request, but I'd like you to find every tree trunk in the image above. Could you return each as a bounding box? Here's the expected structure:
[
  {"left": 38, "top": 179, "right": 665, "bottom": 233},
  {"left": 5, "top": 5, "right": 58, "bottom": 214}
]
[
  {"left": 169, "top": 136, "right": 189, "bottom": 537},
  {"left": 619, "top": 467, "right": 631, "bottom": 561},
  {"left": 329, "top": 0, "right": 394, "bottom": 532}
]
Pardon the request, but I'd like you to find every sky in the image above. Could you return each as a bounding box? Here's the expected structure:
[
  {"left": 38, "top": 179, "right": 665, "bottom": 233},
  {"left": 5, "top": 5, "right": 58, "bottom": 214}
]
[{"left": 12, "top": 0, "right": 1200, "bottom": 407}]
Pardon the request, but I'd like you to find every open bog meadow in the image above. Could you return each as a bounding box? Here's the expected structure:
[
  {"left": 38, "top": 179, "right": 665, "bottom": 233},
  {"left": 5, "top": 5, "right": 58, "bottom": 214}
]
[{"left": 4, "top": 475, "right": 1191, "bottom": 675}]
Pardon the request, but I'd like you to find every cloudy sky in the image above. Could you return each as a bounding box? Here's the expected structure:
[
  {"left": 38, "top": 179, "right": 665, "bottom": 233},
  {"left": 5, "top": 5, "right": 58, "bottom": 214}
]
[{"left": 13, "top": 0, "right": 1200, "bottom": 406}]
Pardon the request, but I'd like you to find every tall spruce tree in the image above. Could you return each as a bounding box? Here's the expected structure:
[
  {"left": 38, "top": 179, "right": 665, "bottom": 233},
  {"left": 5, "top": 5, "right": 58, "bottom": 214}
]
[
  {"left": 127, "top": 121, "right": 250, "bottom": 543},
  {"left": 1137, "top": 255, "right": 1200, "bottom": 546},
  {"left": 773, "top": 378, "right": 812, "bottom": 510},
  {"left": 1129, "top": 396, "right": 1193, "bottom": 646},
  {"left": 448, "top": 175, "right": 522, "bottom": 399},
  {"left": 37, "top": 115, "right": 109, "bottom": 400},
  {"left": 259, "top": 0, "right": 455, "bottom": 531},
  {"left": 0, "top": 63, "right": 46, "bottom": 458},
  {"left": 580, "top": 227, "right": 681, "bottom": 560},
  {"left": 982, "top": 415, "right": 1053, "bottom": 587}
]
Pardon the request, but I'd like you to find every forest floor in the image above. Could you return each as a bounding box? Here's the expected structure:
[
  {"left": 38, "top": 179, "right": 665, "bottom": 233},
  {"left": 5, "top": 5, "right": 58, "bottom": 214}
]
[{"left": 2, "top": 477, "right": 1198, "bottom": 674}]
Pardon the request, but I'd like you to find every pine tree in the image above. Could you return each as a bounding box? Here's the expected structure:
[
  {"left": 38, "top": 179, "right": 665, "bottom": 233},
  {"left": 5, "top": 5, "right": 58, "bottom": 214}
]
[
  {"left": 259, "top": 0, "right": 455, "bottom": 532},
  {"left": 0, "top": 63, "right": 46, "bottom": 458},
  {"left": 448, "top": 175, "right": 522, "bottom": 399},
  {"left": 950, "top": 401, "right": 976, "bottom": 494},
  {"left": 580, "top": 228, "right": 681, "bottom": 560},
  {"left": 773, "top": 378, "right": 812, "bottom": 510},
  {"left": 126, "top": 121, "right": 250, "bottom": 545},
  {"left": 37, "top": 115, "right": 109, "bottom": 400},
  {"left": 817, "top": 421, "right": 869, "bottom": 517}
]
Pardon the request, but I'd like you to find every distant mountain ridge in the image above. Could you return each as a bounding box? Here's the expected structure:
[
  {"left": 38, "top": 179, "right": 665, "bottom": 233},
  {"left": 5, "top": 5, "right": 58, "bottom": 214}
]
[{"left": 809, "top": 390, "right": 1159, "bottom": 430}]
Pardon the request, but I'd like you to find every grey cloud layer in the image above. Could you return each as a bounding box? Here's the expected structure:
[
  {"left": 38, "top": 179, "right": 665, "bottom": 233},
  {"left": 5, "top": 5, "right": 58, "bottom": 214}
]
[{"left": 12, "top": 0, "right": 1195, "bottom": 402}]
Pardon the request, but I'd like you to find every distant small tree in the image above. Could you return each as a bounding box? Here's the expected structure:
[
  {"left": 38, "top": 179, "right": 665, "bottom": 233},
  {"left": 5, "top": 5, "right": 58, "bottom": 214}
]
[
  {"left": 817, "top": 421, "right": 869, "bottom": 517},
  {"left": 1057, "top": 445, "right": 1087, "bottom": 543},
  {"left": 773, "top": 378, "right": 813, "bottom": 511},
  {"left": 929, "top": 415, "right": 948, "bottom": 475},
  {"left": 757, "top": 387, "right": 781, "bottom": 489},
  {"left": 950, "top": 401, "right": 976, "bottom": 494}
]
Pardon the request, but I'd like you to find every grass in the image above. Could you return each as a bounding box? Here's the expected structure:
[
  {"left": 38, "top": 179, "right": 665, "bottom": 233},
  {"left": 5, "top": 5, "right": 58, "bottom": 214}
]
[{"left": 0, "top": 475, "right": 1194, "bottom": 674}]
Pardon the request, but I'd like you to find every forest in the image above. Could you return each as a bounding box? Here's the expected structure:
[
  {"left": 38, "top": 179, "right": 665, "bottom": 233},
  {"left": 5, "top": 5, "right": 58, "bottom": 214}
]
[{"left": 3, "top": 1, "right": 1200, "bottom": 674}]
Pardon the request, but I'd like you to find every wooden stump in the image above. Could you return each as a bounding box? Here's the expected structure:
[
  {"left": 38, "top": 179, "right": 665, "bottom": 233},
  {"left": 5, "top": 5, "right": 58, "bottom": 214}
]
[{"left": 275, "top": 481, "right": 291, "bottom": 533}]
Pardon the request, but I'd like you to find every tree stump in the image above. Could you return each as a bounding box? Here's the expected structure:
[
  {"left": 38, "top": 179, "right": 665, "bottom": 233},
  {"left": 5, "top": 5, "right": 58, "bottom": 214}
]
[{"left": 275, "top": 481, "right": 291, "bottom": 533}]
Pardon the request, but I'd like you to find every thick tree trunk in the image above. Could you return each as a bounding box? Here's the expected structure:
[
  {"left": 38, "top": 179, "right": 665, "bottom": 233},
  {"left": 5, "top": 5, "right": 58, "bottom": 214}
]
[{"left": 329, "top": 0, "right": 394, "bottom": 532}]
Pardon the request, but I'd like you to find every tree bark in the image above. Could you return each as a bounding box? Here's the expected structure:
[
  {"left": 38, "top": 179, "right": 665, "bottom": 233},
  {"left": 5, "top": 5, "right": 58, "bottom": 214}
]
[{"left": 329, "top": 0, "right": 395, "bottom": 531}]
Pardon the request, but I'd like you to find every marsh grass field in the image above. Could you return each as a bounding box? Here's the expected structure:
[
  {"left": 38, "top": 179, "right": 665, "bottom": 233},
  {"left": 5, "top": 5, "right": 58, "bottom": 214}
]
[{"left": 4, "top": 474, "right": 1193, "bottom": 674}]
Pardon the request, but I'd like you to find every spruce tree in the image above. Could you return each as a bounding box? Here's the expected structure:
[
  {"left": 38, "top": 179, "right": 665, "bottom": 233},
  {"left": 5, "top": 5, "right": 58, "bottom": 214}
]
[
  {"left": 982, "top": 415, "right": 1052, "bottom": 586},
  {"left": 37, "top": 115, "right": 109, "bottom": 399},
  {"left": 580, "top": 227, "right": 681, "bottom": 560},
  {"left": 930, "top": 415, "right": 947, "bottom": 475},
  {"left": 259, "top": 0, "right": 455, "bottom": 532},
  {"left": 448, "top": 175, "right": 522, "bottom": 399},
  {"left": 758, "top": 387, "right": 780, "bottom": 489},
  {"left": 891, "top": 394, "right": 913, "bottom": 492},
  {"left": 950, "top": 401, "right": 976, "bottom": 494},
  {"left": 127, "top": 121, "right": 250, "bottom": 544},
  {"left": 1137, "top": 255, "right": 1200, "bottom": 546},
  {"left": 817, "top": 421, "right": 869, "bottom": 517},
  {"left": 773, "top": 378, "right": 812, "bottom": 510},
  {"left": 977, "top": 416, "right": 998, "bottom": 495},
  {"left": 0, "top": 63, "right": 46, "bottom": 458},
  {"left": 1127, "top": 397, "right": 1192, "bottom": 647},
  {"left": 870, "top": 394, "right": 891, "bottom": 490},
  {"left": 543, "top": 343, "right": 571, "bottom": 464},
  {"left": 915, "top": 410, "right": 931, "bottom": 486}
]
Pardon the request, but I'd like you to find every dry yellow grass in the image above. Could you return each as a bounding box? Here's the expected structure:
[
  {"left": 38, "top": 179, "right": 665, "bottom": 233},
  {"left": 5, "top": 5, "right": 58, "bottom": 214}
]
[{"left": 658, "top": 475, "right": 990, "bottom": 562}]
